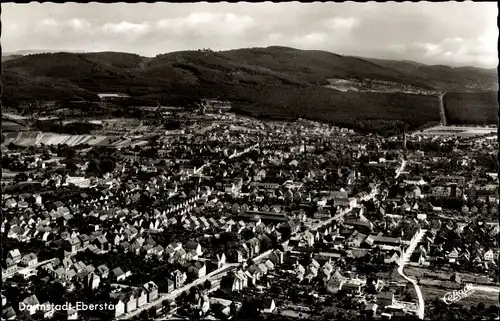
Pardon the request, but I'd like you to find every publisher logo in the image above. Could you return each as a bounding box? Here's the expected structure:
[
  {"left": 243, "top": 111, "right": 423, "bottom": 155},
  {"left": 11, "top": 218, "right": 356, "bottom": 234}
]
[{"left": 443, "top": 284, "right": 476, "bottom": 305}]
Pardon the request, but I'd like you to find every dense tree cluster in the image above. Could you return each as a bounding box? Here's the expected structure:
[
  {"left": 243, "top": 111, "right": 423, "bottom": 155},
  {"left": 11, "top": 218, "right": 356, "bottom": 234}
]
[
  {"left": 32, "top": 120, "right": 103, "bottom": 135},
  {"left": 445, "top": 91, "right": 498, "bottom": 125},
  {"left": 3, "top": 49, "right": 496, "bottom": 133},
  {"left": 86, "top": 147, "right": 120, "bottom": 177}
]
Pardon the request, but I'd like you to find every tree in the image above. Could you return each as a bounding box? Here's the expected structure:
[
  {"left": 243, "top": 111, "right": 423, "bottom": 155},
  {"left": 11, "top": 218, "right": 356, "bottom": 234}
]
[
  {"left": 162, "top": 299, "right": 171, "bottom": 312},
  {"left": 14, "top": 172, "right": 29, "bottom": 182},
  {"left": 100, "top": 158, "right": 116, "bottom": 173},
  {"left": 63, "top": 148, "right": 76, "bottom": 160},
  {"left": 66, "top": 161, "right": 78, "bottom": 173},
  {"left": 50, "top": 281, "right": 67, "bottom": 303},
  {"left": 149, "top": 306, "right": 157, "bottom": 317},
  {"left": 87, "top": 159, "right": 102, "bottom": 175},
  {"left": 139, "top": 310, "right": 149, "bottom": 320},
  {"left": 487, "top": 305, "right": 499, "bottom": 315}
]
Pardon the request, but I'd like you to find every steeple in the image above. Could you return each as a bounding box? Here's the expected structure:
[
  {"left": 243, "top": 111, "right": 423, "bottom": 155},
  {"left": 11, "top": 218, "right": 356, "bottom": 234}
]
[{"left": 402, "top": 119, "right": 407, "bottom": 151}]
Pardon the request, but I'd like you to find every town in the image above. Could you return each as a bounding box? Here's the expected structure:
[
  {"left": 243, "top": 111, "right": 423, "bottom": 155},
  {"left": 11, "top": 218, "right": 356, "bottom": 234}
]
[{"left": 1, "top": 100, "right": 499, "bottom": 321}]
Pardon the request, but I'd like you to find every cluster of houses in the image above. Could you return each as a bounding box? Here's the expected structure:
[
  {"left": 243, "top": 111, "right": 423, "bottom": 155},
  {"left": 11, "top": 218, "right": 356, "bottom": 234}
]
[
  {"left": 109, "top": 281, "right": 160, "bottom": 318},
  {"left": 2, "top": 109, "right": 499, "bottom": 321},
  {"left": 220, "top": 249, "right": 283, "bottom": 294},
  {"left": 2, "top": 249, "right": 39, "bottom": 278}
]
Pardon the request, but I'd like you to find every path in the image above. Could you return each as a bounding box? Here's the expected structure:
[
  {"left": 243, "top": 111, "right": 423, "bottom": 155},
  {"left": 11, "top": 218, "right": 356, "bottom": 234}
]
[
  {"left": 398, "top": 229, "right": 427, "bottom": 319},
  {"left": 438, "top": 92, "right": 447, "bottom": 126}
]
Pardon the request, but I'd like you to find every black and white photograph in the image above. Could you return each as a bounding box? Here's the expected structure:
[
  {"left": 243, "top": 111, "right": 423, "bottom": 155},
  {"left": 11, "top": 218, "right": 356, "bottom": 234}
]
[{"left": 1, "top": 2, "right": 499, "bottom": 321}]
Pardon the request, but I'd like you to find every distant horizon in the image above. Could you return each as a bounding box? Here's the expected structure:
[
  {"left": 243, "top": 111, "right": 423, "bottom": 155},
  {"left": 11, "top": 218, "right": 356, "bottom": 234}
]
[
  {"left": 3, "top": 46, "right": 498, "bottom": 71},
  {"left": 2, "top": 2, "right": 497, "bottom": 69}
]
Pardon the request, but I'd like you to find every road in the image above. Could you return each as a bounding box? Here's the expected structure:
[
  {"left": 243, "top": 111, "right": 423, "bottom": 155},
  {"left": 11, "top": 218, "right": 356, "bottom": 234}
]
[
  {"left": 438, "top": 92, "right": 447, "bottom": 126},
  {"left": 398, "top": 229, "right": 427, "bottom": 319},
  {"left": 395, "top": 159, "right": 407, "bottom": 179}
]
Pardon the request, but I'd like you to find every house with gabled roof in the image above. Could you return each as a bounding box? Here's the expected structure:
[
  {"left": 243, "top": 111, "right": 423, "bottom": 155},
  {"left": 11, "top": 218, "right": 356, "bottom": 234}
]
[
  {"left": 172, "top": 270, "right": 187, "bottom": 289},
  {"left": 447, "top": 248, "right": 460, "bottom": 263},
  {"left": 220, "top": 275, "right": 242, "bottom": 294},
  {"left": 212, "top": 253, "right": 226, "bottom": 269},
  {"left": 269, "top": 249, "right": 284, "bottom": 265},
  {"left": 112, "top": 267, "right": 127, "bottom": 282},
  {"left": 247, "top": 237, "right": 261, "bottom": 255},
  {"left": 64, "top": 269, "right": 77, "bottom": 281},
  {"left": 20, "top": 253, "right": 38, "bottom": 267},
  {"left": 86, "top": 272, "right": 100, "bottom": 291},
  {"left": 143, "top": 281, "right": 159, "bottom": 302},
  {"left": 264, "top": 259, "right": 275, "bottom": 271},
  {"left": 185, "top": 241, "right": 203, "bottom": 256},
  {"left": 65, "top": 237, "right": 82, "bottom": 253},
  {"left": 484, "top": 249, "right": 495, "bottom": 261},
  {"left": 135, "top": 287, "right": 148, "bottom": 308},
  {"left": 187, "top": 261, "right": 206, "bottom": 279},
  {"left": 8, "top": 249, "right": 22, "bottom": 263},
  {"left": 247, "top": 264, "right": 265, "bottom": 281},
  {"left": 108, "top": 297, "right": 125, "bottom": 318},
  {"left": 153, "top": 245, "right": 164, "bottom": 258},
  {"left": 97, "top": 264, "right": 109, "bottom": 278},
  {"left": 377, "top": 291, "right": 395, "bottom": 308},
  {"left": 122, "top": 291, "right": 137, "bottom": 313},
  {"left": 228, "top": 248, "right": 244, "bottom": 263},
  {"left": 174, "top": 248, "right": 187, "bottom": 262},
  {"left": 21, "top": 295, "right": 40, "bottom": 315}
]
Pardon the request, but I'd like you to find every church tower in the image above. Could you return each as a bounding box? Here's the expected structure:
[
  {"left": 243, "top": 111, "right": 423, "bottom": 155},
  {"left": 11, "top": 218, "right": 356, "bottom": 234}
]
[{"left": 402, "top": 120, "right": 407, "bottom": 151}]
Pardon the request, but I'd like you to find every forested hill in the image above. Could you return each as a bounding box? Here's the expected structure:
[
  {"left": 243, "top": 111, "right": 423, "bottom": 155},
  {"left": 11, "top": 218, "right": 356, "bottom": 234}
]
[{"left": 2, "top": 46, "right": 498, "bottom": 132}]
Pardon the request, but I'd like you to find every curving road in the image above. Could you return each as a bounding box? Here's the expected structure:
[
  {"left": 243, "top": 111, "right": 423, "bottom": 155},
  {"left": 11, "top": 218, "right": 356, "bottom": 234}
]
[
  {"left": 395, "top": 159, "right": 407, "bottom": 179},
  {"left": 398, "top": 229, "right": 427, "bottom": 319}
]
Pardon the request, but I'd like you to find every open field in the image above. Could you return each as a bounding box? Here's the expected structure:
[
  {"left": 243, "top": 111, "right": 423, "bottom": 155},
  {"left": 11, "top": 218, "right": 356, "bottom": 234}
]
[
  {"left": 2, "top": 169, "right": 20, "bottom": 180},
  {"left": 405, "top": 266, "right": 497, "bottom": 286},
  {"left": 414, "top": 125, "right": 498, "bottom": 137},
  {"left": 3, "top": 112, "right": 29, "bottom": 120},
  {"left": 2, "top": 121, "right": 28, "bottom": 131},
  {"left": 421, "top": 285, "right": 499, "bottom": 308},
  {"left": 2, "top": 131, "right": 148, "bottom": 147}
]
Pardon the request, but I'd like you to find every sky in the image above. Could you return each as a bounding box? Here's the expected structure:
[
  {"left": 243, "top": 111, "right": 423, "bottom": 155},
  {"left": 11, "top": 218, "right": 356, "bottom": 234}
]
[{"left": 2, "top": 2, "right": 498, "bottom": 68}]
